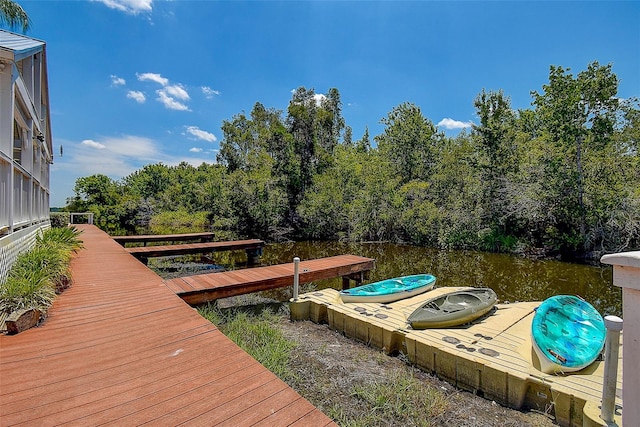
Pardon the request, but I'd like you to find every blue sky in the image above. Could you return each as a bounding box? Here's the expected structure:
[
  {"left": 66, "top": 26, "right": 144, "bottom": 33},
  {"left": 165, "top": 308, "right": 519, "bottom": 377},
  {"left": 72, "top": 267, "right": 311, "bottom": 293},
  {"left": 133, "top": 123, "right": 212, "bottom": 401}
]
[{"left": 17, "top": 0, "right": 640, "bottom": 207}]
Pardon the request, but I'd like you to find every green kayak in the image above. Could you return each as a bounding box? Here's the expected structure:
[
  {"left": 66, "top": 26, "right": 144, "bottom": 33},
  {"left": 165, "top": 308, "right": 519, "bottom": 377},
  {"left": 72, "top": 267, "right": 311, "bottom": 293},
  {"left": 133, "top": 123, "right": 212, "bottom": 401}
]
[{"left": 407, "top": 288, "right": 498, "bottom": 329}]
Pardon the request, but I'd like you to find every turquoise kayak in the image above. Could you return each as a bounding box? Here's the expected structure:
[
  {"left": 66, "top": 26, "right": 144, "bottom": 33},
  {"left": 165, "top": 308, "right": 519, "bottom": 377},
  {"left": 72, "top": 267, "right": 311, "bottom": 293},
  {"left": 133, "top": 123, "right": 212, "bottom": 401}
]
[
  {"left": 339, "top": 274, "right": 436, "bottom": 303},
  {"left": 531, "top": 295, "right": 606, "bottom": 374}
]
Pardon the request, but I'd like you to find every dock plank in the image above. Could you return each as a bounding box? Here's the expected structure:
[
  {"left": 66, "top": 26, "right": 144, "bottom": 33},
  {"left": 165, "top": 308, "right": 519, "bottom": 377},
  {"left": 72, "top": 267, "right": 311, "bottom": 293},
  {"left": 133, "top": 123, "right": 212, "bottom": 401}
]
[
  {"left": 0, "top": 225, "right": 336, "bottom": 426},
  {"left": 167, "top": 255, "right": 375, "bottom": 305},
  {"left": 126, "top": 239, "right": 265, "bottom": 260},
  {"left": 112, "top": 232, "right": 216, "bottom": 246}
]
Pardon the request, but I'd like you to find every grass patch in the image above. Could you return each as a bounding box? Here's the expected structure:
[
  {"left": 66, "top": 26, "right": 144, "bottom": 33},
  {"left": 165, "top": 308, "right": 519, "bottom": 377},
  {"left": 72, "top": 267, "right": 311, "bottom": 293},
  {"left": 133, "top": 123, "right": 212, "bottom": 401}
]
[
  {"left": 347, "top": 368, "right": 449, "bottom": 426},
  {"left": 197, "top": 303, "right": 297, "bottom": 382}
]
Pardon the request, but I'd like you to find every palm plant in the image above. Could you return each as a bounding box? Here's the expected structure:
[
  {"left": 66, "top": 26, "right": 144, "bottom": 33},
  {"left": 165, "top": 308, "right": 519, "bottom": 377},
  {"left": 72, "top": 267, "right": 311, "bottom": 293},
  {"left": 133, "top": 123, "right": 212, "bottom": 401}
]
[
  {"left": 36, "top": 226, "right": 84, "bottom": 253},
  {"left": 0, "top": 0, "right": 31, "bottom": 33}
]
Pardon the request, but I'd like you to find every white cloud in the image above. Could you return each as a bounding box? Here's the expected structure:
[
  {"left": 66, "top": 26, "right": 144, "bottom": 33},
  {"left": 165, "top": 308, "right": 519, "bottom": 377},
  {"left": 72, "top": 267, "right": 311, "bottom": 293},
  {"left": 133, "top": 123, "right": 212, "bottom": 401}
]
[
  {"left": 313, "top": 94, "right": 326, "bottom": 106},
  {"left": 156, "top": 90, "right": 190, "bottom": 111},
  {"left": 110, "top": 75, "right": 126, "bottom": 86},
  {"left": 94, "top": 0, "right": 153, "bottom": 15},
  {"left": 137, "top": 72, "right": 169, "bottom": 86},
  {"left": 127, "top": 90, "right": 146, "bottom": 103},
  {"left": 202, "top": 86, "right": 220, "bottom": 98},
  {"left": 189, "top": 147, "right": 203, "bottom": 153},
  {"left": 437, "top": 118, "right": 474, "bottom": 130},
  {"left": 185, "top": 126, "right": 217, "bottom": 142},
  {"left": 136, "top": 73, "right": 192, "bottom": 111},
  {"left": 81, "top": 139, "right": 106, "bottom": 149},
  {"left": 169, "top": 155, "right": 216, "bottom": 168},
  {"left": 164, "top": 84, "right": 190, "bottom": 101}
]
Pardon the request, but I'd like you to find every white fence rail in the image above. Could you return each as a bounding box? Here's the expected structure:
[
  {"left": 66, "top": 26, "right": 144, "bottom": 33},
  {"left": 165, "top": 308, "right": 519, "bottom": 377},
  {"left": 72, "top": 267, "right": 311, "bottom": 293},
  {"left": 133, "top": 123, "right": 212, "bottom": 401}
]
[{"left": 0, "top": 222, "right": 50, "bottom": 283}]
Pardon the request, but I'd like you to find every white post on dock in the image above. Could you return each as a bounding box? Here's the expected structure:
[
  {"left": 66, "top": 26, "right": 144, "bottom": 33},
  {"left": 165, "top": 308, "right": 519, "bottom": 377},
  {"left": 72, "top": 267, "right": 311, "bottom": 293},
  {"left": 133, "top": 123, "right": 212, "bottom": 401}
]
[
  {"left": 293, "top": 257, "right": 300, "bottom": 301},
  {"left": 601, "top": 250, "right": 640, "bottom": 426},
  {"left": 601, "top": 315, "right": 623, "bottom": 424}
]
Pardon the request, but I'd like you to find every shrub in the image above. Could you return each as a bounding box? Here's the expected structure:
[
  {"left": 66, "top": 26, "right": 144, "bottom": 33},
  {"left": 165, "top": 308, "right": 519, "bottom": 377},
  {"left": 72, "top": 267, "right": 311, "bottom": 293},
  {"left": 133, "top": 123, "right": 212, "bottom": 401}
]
[
  {"left": 0, "top": 227, "right": 83, "bottom": 316},
  {"left": 37, "top": 226, "right": 84, "bottom": 252},
  {"left": 49, "top": 212, "right": 70, "bottom": 228},
  {"left": 0, "top": 270, "right": 56, "bottom": 313}
]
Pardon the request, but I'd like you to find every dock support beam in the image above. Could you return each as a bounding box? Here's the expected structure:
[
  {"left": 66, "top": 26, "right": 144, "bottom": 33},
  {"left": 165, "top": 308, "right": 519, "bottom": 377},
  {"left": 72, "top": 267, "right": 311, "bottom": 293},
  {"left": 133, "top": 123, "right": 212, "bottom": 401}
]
[
  {"left": 601, "top": 251, "right": 640, "bottom": 426},
  {"left": 341, "top": 271, "right": 369, "bottom": 290},
  {"left": 246, "top": 248, "right": 262, "bottom": 266}
]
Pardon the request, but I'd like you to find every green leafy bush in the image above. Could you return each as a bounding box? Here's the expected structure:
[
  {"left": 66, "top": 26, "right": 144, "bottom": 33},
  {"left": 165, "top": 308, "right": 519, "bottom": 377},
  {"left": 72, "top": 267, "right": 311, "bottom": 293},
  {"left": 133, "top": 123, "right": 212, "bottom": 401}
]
[
  {"left": 49, "top": 212, "right": 70, "bottom": 228},
  {"left": 0, "top": 227, "right": 83, "bottom": 315}
]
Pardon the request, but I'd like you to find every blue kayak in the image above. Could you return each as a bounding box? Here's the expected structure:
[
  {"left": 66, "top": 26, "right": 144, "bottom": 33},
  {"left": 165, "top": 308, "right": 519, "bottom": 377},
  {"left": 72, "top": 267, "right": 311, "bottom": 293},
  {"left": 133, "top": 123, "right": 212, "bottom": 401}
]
[
  {"left": 531, "top": 295, "right": 606, "bottom": 374},
  {"left": 339, "top": 274, "right": 436, "bottom": 303}
]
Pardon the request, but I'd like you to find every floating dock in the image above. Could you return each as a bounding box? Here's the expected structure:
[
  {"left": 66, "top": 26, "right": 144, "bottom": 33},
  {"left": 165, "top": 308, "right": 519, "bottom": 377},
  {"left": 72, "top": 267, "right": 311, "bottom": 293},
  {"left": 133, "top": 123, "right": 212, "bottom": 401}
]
[{"left": 290, "top": 287, "right": 623, "bottom": 427}]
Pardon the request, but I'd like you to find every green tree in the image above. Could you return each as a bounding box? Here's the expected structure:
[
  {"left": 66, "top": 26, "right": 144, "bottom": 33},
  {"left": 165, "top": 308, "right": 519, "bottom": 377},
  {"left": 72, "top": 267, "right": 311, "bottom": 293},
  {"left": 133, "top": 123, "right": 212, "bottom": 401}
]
[
  {"left": 472, "top": 89, "right": 519, "bottom": 245},
  {"left": 0, "top": 0, "right": 30, "bottom": 33},
  {"left": 531, "top": 61, "right": 627, "bottom": 255},
  {"left": 427, "top": 131, "right": 483, "bottom": 249},
  {"left": 375, "top": 102, "right": 437, "bottom": 184},
  {"left": 227, "top": 153, "right": 288, "bottom": 240}
]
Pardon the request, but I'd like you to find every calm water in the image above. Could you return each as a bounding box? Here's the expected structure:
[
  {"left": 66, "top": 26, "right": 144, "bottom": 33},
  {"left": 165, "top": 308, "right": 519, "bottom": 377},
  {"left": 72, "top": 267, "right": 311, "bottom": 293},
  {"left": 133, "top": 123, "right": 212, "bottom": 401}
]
[
  {"left": 260, "top": 241, "right": 621, "bottom": 318},
  {"left": 153, "top": 240, "right": 621, "bottom": 317}
]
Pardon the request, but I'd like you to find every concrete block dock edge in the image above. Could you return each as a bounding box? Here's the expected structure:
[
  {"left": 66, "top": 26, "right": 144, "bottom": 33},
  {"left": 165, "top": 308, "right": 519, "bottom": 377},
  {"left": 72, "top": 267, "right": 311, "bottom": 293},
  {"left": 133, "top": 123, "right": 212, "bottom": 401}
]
[{"left": 291, "top": 287, "right": 623, "bottom": 427}]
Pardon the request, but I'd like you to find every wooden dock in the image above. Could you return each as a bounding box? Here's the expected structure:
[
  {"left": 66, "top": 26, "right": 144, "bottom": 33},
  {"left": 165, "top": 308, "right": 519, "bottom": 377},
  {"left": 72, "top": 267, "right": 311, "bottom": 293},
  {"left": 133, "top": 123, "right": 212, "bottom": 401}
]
[
  {"left": 112, "top": 231, "right": 216, "bottom": 246},
  {"left": 290, "top": 287, "right": 623, "bottom": 427},
  {"left": 0, "top": 225, "right": 336, "bottom": 426},
  {"left": 165, "top": 255, "right": 376, "bottom": 305},
  {"left": 126, "top": 239, "right": 265, "bottom": 265}
]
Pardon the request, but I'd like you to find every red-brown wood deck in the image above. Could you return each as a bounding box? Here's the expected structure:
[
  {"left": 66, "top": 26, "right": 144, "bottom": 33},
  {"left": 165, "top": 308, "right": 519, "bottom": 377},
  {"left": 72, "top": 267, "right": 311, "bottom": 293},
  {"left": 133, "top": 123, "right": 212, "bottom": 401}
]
[
  {"left": 126, "top": 239, "right": 265, "bottom": 264},
  {"left": 0, "top": 225, "right": 335, "bottom": 426},
  {"left": 165, "top": 255, "right": 376, "bottom": 305},
  {"left": 112, "top": 232, "right": 216, "bottom": 246}
]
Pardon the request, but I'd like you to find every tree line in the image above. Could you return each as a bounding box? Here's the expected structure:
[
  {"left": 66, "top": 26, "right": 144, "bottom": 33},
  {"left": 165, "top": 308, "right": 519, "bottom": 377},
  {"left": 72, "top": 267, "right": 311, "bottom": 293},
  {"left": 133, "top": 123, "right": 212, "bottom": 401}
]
[{"left": 65, "top": 61, "right": 640, "bottom": 261}]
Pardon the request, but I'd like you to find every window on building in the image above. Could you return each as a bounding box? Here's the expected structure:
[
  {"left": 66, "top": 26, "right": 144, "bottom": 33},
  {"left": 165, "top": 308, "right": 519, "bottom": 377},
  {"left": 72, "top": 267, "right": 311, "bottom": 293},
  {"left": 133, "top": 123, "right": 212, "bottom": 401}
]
[{"left": 13, "top": 120, "right": 23, "bottom": 164}]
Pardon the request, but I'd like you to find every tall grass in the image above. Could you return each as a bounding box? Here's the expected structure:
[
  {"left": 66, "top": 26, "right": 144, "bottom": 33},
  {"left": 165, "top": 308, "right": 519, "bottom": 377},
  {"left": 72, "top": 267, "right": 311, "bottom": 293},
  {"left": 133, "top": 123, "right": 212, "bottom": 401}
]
[
  {"left": 0, "top": 227, "right": 83, "bottom": 315},
  {"left": 198, "top": 303, "right": 297, "bottom": 381},
  {"left": 347, "top": 368, "right": 449, "bottom": 426}
]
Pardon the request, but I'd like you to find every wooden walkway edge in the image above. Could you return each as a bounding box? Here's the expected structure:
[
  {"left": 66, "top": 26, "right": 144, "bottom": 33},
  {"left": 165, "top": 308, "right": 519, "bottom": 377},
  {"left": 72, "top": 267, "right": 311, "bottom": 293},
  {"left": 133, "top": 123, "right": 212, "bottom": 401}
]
[
  {"left": 112, "top": 232, "right": 216, "bottom": 246},
  {"left": 0, "top": 225, "right": 336, "bottom": 426},
  {"left": 126, "top": 239, "right": 265, "bottom": 265},
  {"left": 166, "top": 255, "right": 376, "bottom": 305}
]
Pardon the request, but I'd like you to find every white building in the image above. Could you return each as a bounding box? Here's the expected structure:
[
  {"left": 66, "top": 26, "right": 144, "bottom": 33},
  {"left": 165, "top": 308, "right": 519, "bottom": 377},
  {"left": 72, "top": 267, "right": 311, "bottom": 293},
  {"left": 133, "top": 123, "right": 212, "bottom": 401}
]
[{"left": 0, "top": 29, "right": 52, "bottom": 281}]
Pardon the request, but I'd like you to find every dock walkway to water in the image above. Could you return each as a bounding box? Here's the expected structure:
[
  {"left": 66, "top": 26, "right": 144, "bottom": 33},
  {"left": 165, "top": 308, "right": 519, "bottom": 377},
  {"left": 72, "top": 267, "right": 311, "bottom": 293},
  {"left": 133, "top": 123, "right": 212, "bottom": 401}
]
[
  {"left": 0, "top": 225, "right": 336, "bottom": 426},
  {"left": 125, "top": 239, "right": 265, "bottom": 265},
  {"left": 112, "top": 231, "right": 216, "bottom": 246},
  {"left": 290, "top": 287, "right": 623, "bottom": 427},
  {"left": 166, "top": 255, "right": 376, "bottom": 305}
]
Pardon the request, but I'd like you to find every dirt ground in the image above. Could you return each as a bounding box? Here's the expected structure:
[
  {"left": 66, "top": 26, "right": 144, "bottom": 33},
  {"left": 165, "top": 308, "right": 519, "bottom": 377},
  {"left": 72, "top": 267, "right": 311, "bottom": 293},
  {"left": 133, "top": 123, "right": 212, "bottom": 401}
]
[{"left": 275, "top": 316, "right": 557, "bottom": 427}]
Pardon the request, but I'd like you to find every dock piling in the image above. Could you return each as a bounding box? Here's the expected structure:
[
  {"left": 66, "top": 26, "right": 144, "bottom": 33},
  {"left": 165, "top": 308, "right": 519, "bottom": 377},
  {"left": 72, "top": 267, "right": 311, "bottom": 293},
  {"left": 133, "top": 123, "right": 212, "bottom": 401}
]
[
  {"left": 293, "top": 257, "right": 300, "bottom": 301},
  {"left": 601, "top": 315, "right": 623, "bottom": 424}
]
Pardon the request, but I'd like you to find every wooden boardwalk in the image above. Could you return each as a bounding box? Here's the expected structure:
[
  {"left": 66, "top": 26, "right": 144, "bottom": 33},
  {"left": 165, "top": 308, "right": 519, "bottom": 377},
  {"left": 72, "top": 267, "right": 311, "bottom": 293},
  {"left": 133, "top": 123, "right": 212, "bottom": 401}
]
[
  {"left": 112, "top": 231, "right": 216, "bottom": 246},
  {"left": 126, "top": 239, "right": 265, "bottom": 265},
  {"left": 166, "top": 255, "right": 376, "bottom": 305},
  {"left": 0, "top": 225, "right": 336, "bottom": 426}
]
